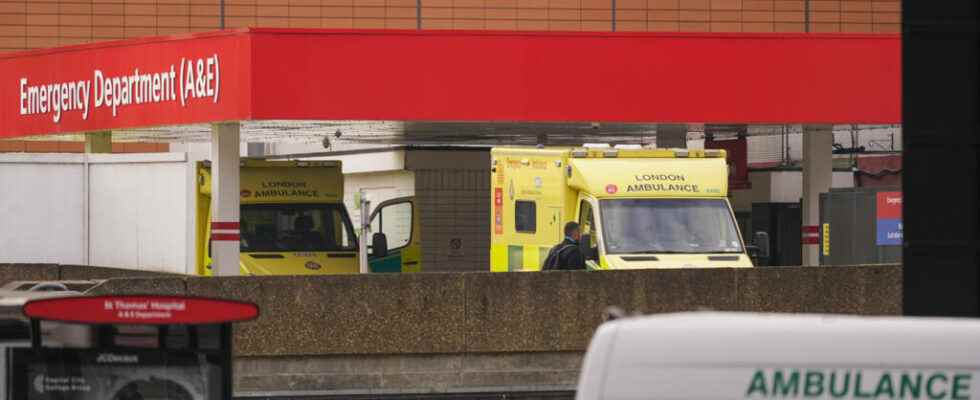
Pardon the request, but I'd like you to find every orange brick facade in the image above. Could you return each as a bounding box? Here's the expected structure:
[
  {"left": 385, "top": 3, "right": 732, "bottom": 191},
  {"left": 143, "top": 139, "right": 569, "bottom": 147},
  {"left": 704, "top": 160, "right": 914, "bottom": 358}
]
[
  {"left": 0, "top": 0, "right": 898, "bottom": 152},
  {"left": 1, "top": 0, "right": 900, "bottom": 53},
  {"left": 0, "top": 140, "right": 169, "bottom": 152}
]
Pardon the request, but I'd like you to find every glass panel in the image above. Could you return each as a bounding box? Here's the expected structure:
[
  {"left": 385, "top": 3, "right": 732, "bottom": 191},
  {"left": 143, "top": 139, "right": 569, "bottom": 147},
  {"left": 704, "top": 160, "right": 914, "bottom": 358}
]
[
  {"left": 240, "top": 204, "right": 357, "bottom": 252},
  {"left": 333, "top": 208, "right": 355, "bottom": 249},
  {"left": 515, "top": 201, "right": 536, "bottom": 233},
  {"left": 600, "top": 199, "right": 743, "bottom": 254},
  {"left": 376, "top": 202, "right": 412, "bottom": 250},
  {"left": 578, "top": 200, "right": 596, "bottom": 246}
]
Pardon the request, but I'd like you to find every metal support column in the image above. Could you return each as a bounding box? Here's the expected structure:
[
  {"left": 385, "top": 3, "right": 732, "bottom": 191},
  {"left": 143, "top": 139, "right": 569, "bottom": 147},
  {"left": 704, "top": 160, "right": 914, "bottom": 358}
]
[
  {"left": 210, "top": 122, "right": 241, "bottom": 276},
  {"left": 802, "top": 124, "right": 833, "bottom": 266}
]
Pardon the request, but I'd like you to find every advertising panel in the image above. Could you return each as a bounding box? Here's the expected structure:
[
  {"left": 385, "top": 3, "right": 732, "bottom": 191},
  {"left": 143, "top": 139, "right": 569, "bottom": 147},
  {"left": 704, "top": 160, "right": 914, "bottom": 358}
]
[{"left": 8, "top": 348, "right": 225, "bottom": 400}]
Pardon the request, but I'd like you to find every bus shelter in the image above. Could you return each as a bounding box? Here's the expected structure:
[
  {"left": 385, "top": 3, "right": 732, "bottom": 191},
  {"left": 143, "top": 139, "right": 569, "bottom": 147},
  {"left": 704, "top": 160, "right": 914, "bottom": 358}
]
[
  {"left": 6, "top": 294, "right": 258, "bottom": 400},
  {"left": 0, "top": 28, "right": 901, "bottom": 273}
]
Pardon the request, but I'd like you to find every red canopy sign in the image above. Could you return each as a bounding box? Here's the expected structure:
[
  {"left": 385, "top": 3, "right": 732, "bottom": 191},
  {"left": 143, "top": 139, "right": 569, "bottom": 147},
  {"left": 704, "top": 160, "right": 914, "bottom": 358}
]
[
  {"left": 23, "top": 295, "right": 259, "bottom": 325},
  {"left": 1, "top": 30, "right": 250, "bottom": 138}
]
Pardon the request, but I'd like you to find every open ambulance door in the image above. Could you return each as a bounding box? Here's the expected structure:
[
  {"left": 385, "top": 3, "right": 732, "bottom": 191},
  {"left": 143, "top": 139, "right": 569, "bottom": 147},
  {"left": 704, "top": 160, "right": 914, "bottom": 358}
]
[
  {"left": 576, "top": 196, "right": 602, "bottom": 269},
  {"left": 367, "top": 197, "right": 422, "bottom": 273}
]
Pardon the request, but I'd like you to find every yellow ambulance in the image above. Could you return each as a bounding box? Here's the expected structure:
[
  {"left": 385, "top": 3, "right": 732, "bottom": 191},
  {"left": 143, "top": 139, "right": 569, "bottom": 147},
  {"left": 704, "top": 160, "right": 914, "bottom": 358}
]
[
  {"left": 196, "top": 160, "right": 421, "bottom": 275},
  {"left": 490, "top": 147, "right": 753, "bottom": 271}
]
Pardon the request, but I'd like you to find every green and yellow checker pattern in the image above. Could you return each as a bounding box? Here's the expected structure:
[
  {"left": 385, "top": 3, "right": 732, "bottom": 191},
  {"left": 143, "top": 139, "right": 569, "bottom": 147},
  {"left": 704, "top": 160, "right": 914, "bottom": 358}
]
[{"left": 491, "top": 244, "right": 552, "bottom": 272}]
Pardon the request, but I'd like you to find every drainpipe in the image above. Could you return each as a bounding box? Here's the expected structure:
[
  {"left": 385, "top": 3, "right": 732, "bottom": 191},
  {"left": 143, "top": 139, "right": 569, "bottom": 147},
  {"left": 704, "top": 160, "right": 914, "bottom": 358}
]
[
  {"left": 611, "top": 0, "right": 616, "bottom": 31},
  {"left": 803, "top": 0, "right": 809, "bottom": 32}
]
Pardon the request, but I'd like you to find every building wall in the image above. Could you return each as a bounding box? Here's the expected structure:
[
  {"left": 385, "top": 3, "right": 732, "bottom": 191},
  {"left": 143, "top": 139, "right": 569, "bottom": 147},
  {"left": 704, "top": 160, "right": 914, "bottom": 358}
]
[
  {"left": 0, "top": 155, "right": 85, "bottom": 264},
  {"left": 407, "top": 149, "right": 491, "bottom": 272},
  {"left": 0, "top": 0, "right": 901, "bottom": 53},
  {"left": 342, "top": 169, "right": 416, "bottom": 229},
  {"left": 87, "top": 155, "right": 192, "bottom": 273},
  {"left": 0, "top": 153, "right": 192, "bottom": 273},
  {"left": 747, "top": 126, "right": 902, "bottom": 167},
  {"left": 855, "top": 153, "right": 901, "bottom": 187},
  {"left": 0, "top": 141, "right": 168, "bottom": 153},
  {"left": 769, "top": 170, "right": 854, "bottom": 203},
  {"left": 731, "top": 169, "right": 855, "bottom": 213}
]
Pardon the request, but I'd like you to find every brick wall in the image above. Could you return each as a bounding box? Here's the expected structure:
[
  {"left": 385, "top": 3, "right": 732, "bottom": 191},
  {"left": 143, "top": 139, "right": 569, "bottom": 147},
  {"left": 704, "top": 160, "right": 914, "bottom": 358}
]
[
  {"left": 0, "top": 0, "right": 220, "bottom": 52},
  {"left": 0, "top": 140, "right": 168, "bottom": 153},
  {"left": 224, "top": 0, "right": 419, "bottom": 29},
  {"left": 0, "top": 0, "right": 900, "bottom": 53},
  {"left": 414, "top": 168, "right": 490, "bottom": 272},
  {"left": 407, "top": 149, "right": 492, "bottom": 272}
]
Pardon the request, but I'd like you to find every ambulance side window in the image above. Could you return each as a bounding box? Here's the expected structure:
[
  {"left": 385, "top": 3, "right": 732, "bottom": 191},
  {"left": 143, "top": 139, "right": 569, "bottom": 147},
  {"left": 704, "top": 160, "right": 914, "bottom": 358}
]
[
  {"left": 579, "top": 201, "right": 597, "bottom": 247},
  {"left": 371, "top": 201, "right": 413, "bottom": 250},
  {"left": 515, "top": 200, "right": 537, "bottom": 233}
]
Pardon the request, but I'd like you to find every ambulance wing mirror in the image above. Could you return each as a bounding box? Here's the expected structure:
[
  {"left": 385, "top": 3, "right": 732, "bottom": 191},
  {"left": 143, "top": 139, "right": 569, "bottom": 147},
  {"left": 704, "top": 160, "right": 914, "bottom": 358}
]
[
  {"left": 747, "top": 231, "right": 770, "bottom": 265},
  {"left": 753, "top": 231, "right": 770, "bottom": 258},
  {"left": 371, "top": 233, "right": 388, "bottom": 258}
]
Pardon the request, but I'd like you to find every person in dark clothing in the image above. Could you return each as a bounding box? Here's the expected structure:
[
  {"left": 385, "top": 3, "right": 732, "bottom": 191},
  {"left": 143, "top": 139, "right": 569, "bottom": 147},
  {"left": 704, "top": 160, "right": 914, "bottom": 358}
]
[{"left": 543, "top": 221, "right": 587, "bottom": 270}]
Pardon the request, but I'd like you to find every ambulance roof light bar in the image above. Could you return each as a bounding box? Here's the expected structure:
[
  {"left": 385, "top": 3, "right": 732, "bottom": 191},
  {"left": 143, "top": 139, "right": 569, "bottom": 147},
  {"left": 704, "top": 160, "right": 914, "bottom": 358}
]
[
  {"left": 703, "top": 149, "right": 726, "bottom": 158},
  {"left": 568, "top": 147, "right": 726, "bottom": 159}
]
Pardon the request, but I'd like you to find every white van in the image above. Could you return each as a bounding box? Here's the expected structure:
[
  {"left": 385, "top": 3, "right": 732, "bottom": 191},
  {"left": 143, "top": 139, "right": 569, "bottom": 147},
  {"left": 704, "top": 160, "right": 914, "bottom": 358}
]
[{"left": 576, "top": 312, "right": 980, "bottom": 400}]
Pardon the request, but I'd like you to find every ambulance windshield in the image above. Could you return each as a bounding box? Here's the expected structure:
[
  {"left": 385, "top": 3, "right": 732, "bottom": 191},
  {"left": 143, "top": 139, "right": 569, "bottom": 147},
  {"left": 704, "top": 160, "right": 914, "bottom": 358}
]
[
  {"left": 240, "top": 204, "right": 357, "bottom": 252},
  {"left": 599, "top": 199, "right": 743, "bottom": 254}
]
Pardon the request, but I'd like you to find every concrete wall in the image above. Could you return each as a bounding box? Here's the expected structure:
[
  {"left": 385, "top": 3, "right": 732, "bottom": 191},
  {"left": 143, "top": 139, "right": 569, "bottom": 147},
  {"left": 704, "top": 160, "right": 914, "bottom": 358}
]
[
  {"left": 235, "top": 352, "right": 582, "bottom": 396},
  {"left": 731, "top": 169, "right": 855, "bottom": 213},
  {"left": 83, "top": 265, "right": 902, "bottom": 356},
  {"left": 407, "top": 150, "right": 491, "bottom": 272},
  {"left": 0, "top": 264, "right": 177, "bottom": 287},
  {"left": 80, "top": 265, "right": 901, "bottom": 395},
  {"left": 0, "top": 264, "right": 905, "bottom": 395}
]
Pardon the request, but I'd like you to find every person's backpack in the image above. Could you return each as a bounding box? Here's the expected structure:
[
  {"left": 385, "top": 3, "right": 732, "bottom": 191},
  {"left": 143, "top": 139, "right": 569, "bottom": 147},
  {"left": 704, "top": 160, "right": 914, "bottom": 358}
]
[{"left": 542, "top": 243, "right": 576, "bottom": 270}]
